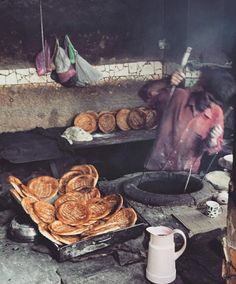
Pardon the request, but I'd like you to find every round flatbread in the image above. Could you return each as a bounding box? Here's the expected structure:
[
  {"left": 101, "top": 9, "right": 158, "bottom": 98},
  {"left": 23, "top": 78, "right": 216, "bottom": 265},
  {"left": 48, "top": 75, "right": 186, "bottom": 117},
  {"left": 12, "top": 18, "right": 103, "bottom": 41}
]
[
  {"left": 66, "top": 175, "right": 97, "bottom": 192},
  {"left": 26, "top": 176, "right": 59, "bottom": 201},
  {"left": 98, "top": 112, "right": 116, "bottom": 133},
  {"left": 33, "top": 201, "right": 55, "bottom": 224},
  {"left": 56, "top": 201, "right": 90, "bottom": 226},
  {"left": 106, "top": 208, "right": 137, "bottom": 227},
  {"left": 10, "top": 189, "right": 22, "bottom": 203},
  {"left": 38, "top": 223, "right": 63, "bottom": 246},
  {"left": 103, "top": 194, "right": 123, "bottom": 220},
  {"left": 21, "top": 197, "right": 37, "bottom": 215},
  {"left": 54, "top": 189, "right": 101, "bottom": 209},
  {"left": 87, "top": 198, "right": 110, "bottom": 220},
  {"left": 48, "top": 220, "right": 88, "bottom": 236},
  {"left": 127, "top": 108, "right": 146, "bottom": 129},
  {"left": 86, "top": 111, "right": 98, "bottom": 120},
  {"left": 144, "top": 109, "right": 158, "bottom": 129},
  {"left": 50, "top": 232, "right": 80, "bottom": 245},
  {"left": 74, "top": 112, "right": 97, "bottom": 133},
  {"left": 87, "top": 164, "right": 99, "bottom": 183},
  {"left": 70, "top": 164, "right": 93, "bottom": 175},
  {"left": 8, "top": 176, "right": 26, "bottom": 198},
  {"left": 116, "top": 108, "right": 131, "bottom": 131},
  {"left": 58, "top": 171, "right": 81, "bottom": 195}
]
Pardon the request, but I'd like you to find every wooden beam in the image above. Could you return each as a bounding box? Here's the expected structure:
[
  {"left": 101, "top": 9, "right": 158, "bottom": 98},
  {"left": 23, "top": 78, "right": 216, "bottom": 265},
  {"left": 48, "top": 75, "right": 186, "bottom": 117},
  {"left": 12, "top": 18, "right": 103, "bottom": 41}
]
[{"left": 225, "top": 110, "right": 236, "bottom": 283}]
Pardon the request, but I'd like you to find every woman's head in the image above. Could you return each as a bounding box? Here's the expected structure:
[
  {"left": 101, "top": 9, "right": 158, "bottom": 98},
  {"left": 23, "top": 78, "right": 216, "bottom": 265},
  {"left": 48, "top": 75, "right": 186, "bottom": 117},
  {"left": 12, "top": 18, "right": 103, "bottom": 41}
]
[
  {"left": 198, "top": 67, "right": 236, "bottom": 106},
  {"left": 138, "top": 77, "right": 170, "bottom": 107}
]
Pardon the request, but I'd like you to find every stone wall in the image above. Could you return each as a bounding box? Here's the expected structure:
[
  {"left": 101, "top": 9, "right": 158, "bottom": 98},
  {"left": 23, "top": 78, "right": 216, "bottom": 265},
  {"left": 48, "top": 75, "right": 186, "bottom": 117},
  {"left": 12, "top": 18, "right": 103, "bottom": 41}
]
[{"left": 0, "top": 60, "right": 163, "bottom": 133}]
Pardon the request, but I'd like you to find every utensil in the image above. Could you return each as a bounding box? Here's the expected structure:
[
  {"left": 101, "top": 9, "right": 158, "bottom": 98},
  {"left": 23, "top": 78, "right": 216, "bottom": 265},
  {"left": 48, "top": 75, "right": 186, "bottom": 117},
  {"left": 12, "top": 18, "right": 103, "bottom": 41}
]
[{"left": 183, "top": 165, "right": 192, "bottom": 193}]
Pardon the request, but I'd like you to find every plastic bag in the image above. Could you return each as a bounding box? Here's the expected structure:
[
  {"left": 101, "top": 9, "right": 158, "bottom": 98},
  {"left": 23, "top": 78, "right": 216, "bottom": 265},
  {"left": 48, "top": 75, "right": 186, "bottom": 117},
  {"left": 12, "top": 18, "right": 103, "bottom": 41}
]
[
  {"left": 75, "top": 51, "right": 103, "bottom": 86},
  {"left": 64, "top": 35, "right": 103, "bottom": 86},
  {"left": 64, "top": 35, "right": 76, "bottom": 65},
  {"left": 54, "top": 39, "right": 76, "bottom": 84},
  {"left": 35, "top": 40, "right": 52, "bottom": 76}
]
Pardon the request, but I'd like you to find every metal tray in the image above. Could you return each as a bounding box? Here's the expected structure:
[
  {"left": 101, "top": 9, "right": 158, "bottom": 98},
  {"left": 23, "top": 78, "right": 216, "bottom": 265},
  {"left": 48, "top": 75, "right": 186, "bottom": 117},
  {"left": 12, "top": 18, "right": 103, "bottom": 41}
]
[
  {"left": 10, "top": 194, "right": 148, "bottom": 262},
  {"left": 48, "top": 199, "right": 148, "bottom": 262}
]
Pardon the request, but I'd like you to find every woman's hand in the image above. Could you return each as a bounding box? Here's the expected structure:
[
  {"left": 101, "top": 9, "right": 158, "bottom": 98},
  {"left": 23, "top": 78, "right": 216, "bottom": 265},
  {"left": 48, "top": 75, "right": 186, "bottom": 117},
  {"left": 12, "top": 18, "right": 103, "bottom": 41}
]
[
  {"left": 207, "top": 124, "right": 223, "bottom": 148},
  {"left": 171, "top": 70, "right": 185, "bottom": 86}
]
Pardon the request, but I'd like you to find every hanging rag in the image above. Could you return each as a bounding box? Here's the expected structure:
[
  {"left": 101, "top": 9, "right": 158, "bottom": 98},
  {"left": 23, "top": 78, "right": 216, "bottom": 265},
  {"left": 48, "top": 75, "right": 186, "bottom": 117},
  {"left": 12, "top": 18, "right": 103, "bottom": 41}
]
[{"left": 64, "top": 35, "right": 103, "bottom": 86}]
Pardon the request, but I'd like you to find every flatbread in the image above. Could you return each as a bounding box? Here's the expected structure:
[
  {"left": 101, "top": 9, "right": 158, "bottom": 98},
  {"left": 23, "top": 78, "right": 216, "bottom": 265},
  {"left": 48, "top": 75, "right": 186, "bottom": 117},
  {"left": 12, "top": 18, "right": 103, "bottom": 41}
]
[
  {"left": 87, "top": 198, "right": 110, "bottom": 220},
  {"left": 55, "top": 187, "right": 100, "bottom": 208},
  {"left": 26, "top": 176, "right": 59, "bottom": 201},
  {"left": 81, "top": 223, "right": 121, "bottom": 239},
  {"left": 8, "top": 176, "right": 26, "bottom": 198},
  {"left": 87, "top": 164, "right": 99, "bottom": 183},
  {"left": 50, "top": 232, "right": 80, "bottom": 245},
  {"left": 98, "top": 112, "right": 116, "bottom": 133},
  {"left": 56, "top": 201, "right": 90, "bottom": 226},
  {"left": 116, "top": 108, "right": 131, "bottom": 131},
  {"left": 48, "top": 220, "right": 88, "bottom": 236},
  {"left": 21, "top": 197, "right": 42, "bottom": 224},
  {"left": 33, "top": 201, "right": 55, "bottom": 224},
  {"left": 74, "top": 112, "right": 97, "bottom": 134},
  {"left": 103, "top": 194, "right": 123, "bottom": 220},
  {"left": 21, "top": 197, "right": 37, "bottom": 214},
  {"left": 10, "top": 189, "right": 22, "bottom": 203},
  {"left": 66, "top": 175, "right": 97, "bottom": 192},
  {"left": 127, "top": 108, "right": 146, "bottom": 129},
  {"left": 70, "top": 164, "right": 93, "bottom": 175},
  {"left": 87, "top": 208, "right": 137, "bottom": 232},
  {"left": 143, "top": 109, "right": 158, "bottom": 129},
  {"left": 106, "top": 208, "right": 137, "bottom": 227},
  {"left": 38, "top": 223, "right": 63, "bottom": 246},
  {"left": 58, "top": 170, "right": 81, "bottom": 195}
]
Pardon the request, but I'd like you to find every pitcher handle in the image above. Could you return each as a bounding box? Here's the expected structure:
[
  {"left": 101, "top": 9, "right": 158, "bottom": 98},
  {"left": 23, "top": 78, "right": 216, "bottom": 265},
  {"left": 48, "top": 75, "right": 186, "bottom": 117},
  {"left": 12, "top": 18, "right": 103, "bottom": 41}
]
[{"left": 173, "top": 229, "right": 187, "bottom": 260}]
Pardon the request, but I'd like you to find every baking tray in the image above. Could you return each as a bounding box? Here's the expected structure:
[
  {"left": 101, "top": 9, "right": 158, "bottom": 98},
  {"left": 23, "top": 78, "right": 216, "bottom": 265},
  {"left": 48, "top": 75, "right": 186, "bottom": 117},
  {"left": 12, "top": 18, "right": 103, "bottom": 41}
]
[
  {"left": 48, "top": 199, "right": 148, "bottom": 262},
  {"left": 10, "top": 194, "right": 148, "bottom": 262}
]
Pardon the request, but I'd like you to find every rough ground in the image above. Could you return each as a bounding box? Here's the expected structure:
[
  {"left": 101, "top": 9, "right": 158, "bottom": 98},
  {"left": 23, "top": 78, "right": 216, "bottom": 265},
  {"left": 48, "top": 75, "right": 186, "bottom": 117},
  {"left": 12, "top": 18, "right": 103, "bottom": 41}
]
[{"left": 0, "top": 204, "right": 226, "bottom": 284}]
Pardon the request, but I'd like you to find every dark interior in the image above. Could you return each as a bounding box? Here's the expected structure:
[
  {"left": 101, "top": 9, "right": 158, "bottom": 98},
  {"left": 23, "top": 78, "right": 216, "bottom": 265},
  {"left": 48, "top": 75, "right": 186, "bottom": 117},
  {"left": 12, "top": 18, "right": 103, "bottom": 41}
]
[
  {"left": 139, "top": 174, "right": 203, "bottom": 194},
  {"left": 1, "top": 0, "right": 236, "bottom": 69}
]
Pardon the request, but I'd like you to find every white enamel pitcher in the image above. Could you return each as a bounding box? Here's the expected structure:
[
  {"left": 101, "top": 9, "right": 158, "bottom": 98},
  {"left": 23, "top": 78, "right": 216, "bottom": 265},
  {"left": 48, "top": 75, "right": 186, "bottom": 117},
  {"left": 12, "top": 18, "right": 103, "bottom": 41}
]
[{"left": 146, "top": 226, "right": 187, "bottom": 284}]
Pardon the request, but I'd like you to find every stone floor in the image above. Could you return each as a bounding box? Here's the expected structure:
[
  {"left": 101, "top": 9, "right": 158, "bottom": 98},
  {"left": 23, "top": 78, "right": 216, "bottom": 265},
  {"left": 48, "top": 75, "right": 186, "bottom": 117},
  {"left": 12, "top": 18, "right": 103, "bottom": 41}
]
[
  {"left": 0, "top": 203, "right": 226, "bottom": 284},
  {"left": 0, "top": 165, "right": 228, "bottom": 284}
]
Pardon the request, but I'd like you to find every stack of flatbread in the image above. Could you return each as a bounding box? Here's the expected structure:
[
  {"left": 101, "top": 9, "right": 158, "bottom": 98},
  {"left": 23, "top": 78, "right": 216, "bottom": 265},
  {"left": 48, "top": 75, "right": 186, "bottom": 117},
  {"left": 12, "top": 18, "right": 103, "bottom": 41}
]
[
  {"left": 98, "top": 111, "right": 116, "bottom": 133},
  {"left": 74, "top": 112, "right": 98, "bottom": 134},
  {"left": 8, "top": 164, "right": 137, "bottom": 246},
  {"left": 127, "top": 107, "right": 158, "bottom": 130},
  {"left": 72, "top": 107, "right": 157, "bottom": 135}
]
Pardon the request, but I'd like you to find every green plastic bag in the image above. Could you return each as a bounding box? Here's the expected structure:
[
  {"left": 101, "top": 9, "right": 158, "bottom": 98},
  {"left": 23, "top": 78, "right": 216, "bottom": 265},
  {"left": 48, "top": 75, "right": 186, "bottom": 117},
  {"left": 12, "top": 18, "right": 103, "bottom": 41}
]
[{"left": 64, "top": 35, "right": 76, "bottom": 65}]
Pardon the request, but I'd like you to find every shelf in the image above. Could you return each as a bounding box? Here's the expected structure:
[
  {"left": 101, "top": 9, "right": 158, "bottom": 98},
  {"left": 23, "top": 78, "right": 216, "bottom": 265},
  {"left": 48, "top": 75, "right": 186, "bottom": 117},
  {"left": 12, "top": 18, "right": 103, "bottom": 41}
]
[
  {"left": 71, "top": 129, "right": 156, "bottom": 149},
  {"left": 0, "top": 128, "right": 156, "bottom": 163}
]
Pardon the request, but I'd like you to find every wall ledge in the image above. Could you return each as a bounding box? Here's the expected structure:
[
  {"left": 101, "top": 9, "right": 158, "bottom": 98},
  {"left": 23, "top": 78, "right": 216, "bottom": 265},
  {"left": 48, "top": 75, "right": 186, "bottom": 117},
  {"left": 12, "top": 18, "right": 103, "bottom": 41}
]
[{"left": 0, "top": 60, "right": 163, "bottom": 87}]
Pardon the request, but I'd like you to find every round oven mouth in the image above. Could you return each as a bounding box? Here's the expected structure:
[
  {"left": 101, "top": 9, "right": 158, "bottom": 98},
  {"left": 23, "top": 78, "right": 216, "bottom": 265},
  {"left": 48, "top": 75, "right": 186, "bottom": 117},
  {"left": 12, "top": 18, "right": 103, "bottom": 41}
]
[{"left": 123, "top": 171, "right": 215, "bottom": 206}]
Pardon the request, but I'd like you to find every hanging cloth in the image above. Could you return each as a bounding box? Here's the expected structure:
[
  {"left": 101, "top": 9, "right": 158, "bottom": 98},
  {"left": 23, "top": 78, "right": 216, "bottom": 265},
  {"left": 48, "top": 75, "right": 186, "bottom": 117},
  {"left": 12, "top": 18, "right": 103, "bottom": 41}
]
[{"left": 64, "top": 35, "right": 103, "bottom": 86}]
